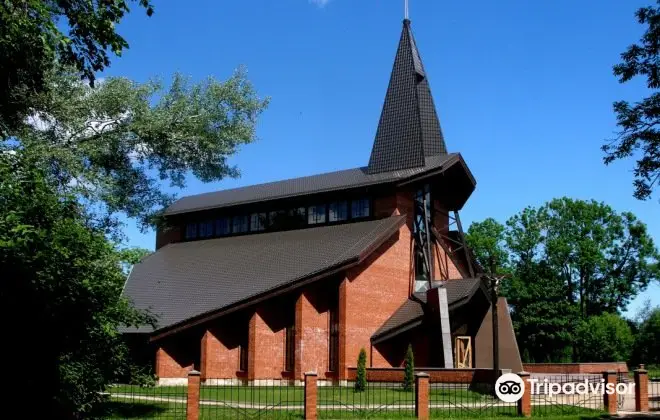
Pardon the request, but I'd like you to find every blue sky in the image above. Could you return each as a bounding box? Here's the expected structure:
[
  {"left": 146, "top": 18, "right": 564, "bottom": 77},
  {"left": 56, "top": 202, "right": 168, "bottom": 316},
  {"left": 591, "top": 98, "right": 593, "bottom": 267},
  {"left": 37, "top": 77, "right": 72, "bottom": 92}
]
[{"left": 106, "top": 0, "right": 659, "bottom": 316}]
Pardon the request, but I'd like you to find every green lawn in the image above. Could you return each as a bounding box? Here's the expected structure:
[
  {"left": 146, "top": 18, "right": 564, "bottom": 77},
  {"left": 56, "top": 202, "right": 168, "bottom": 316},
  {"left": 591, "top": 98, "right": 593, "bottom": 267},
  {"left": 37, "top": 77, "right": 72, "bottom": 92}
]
[
  {"left": 101, "top": 400, "right": 607, "bottom": 420},
  {"left": 104, "top": 385, "right": 606, "bottom": 419},
  {"left": 109, "top": 384, "right": 486, "bottom": 405}
]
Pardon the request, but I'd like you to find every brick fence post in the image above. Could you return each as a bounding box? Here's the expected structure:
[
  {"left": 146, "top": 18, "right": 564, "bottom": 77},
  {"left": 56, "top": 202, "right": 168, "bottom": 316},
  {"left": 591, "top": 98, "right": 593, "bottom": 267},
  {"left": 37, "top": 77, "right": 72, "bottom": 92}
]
[
  {"left": 603, "top": 370, "right": 617, "bottom": 415},
  {"left": 186, "top": 370, "right": 201, "bottom": 420},
  {"left": 415, "top": 372, "right": 430, "bottom": 420},
  {"left": 517, "top": 371, "right": 531, "bottom": 417},
  {"left": 634, "top": 365, "right": 649, "bottom": 412},
  {"left": 304, "top": 372, "right": 318, "bottom": 420}
]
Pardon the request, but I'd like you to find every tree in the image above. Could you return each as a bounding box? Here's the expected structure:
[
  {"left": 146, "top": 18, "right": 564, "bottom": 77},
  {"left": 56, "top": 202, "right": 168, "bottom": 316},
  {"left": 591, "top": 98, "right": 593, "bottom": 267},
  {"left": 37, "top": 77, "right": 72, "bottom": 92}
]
[
  {"left": 0, "top": 0, "right": 154, "bottom": 135},
  {"left": 465, "top": 218, "right": 508, "bottom": 275},
  {"left": 605, "top": 1, "right": 660, "bottom": 200},
  {"left": 355, "top": 348, "right": 367, "bottom": 392},
  {"left": 6, "top": 67, "right": 268, "bottom": 232},
  {"left": 575, "top": 313, "right": 634, "bottom": 362},
  {"left": 1, "top": 150, "right": 154, "bottom": 418},
  {"left": 403, "top": 344, "right": 415, "bottom": 392},
  {"left": 466, "top": 198, "right": 659, "bottom": 362},
  {"left": 632, "top": 304, "right": 660, "bottom": 365}
]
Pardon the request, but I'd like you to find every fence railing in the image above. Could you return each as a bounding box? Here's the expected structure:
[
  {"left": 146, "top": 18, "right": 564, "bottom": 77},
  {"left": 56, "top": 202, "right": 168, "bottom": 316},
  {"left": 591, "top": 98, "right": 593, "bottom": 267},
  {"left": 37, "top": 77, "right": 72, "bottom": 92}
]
[
  {"left": 529, "top": 374, "right": 607, "bottom": 416},
  {"left": 199, "top": 378, "right": 303, "bottom": 419},
  {"left": 651, "top": 378, "right": 660, "bottom": 412},
  {"left": 100, "top": 367, "right": 660, "bottom": 419},
  {"left": 100, "top": 383, "right": 187, "bottom": 419}
]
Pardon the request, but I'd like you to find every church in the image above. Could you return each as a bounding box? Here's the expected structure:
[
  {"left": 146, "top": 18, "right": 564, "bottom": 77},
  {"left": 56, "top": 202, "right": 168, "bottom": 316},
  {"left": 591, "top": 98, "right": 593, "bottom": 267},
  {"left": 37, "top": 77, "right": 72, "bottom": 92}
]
[{"left": 122, "top": 17, "right": 522, "bottom": 385}]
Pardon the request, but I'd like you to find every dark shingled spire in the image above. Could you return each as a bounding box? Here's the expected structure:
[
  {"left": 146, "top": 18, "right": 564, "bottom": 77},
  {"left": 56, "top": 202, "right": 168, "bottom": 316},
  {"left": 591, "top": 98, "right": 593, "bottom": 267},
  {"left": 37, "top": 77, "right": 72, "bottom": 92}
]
[{"left": 367, "top": 19, "right": 447, "bottom": 174}]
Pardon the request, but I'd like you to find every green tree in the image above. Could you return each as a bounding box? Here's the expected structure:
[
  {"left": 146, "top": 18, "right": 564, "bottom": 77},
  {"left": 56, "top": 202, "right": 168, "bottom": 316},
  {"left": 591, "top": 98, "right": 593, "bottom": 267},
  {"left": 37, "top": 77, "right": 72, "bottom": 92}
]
[
  {"left": 1, "top": 150, "right": 154, "bottom": 418},
  {"left": 6, "top": 67, "right": 268, "bottom": 232},
  {"left": 575, "top": 313, "right": 634, "bottom": 362},
  {"left": 465, "top": 217, "right": 509, "bottom": 275},
  {"left": 466, "top": 198, "right": 659, "bottom": 362},
  {"left": 605, "top": 1, "right": 660, "bottom": 200},
  {"left": 355, "top": 348, "right": 367, "bottom": 392},
  {"left": 633, "top": 304, "right": 660, "bottom": 365},
  {"left": 0, "top": 0, "right": 154, "bottom": 134},
  {"left": 403, "top": 344, "right": 415, "bottom": 392}
]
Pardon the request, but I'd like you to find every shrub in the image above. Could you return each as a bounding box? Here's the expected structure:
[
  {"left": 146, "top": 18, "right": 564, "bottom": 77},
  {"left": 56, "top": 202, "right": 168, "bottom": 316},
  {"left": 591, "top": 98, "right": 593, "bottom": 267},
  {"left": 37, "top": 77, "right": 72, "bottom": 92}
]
[
  {"left": 575, "top": 313, "right": 634, "bottom": 362},
  {"left": 355, "top": 348, "right": 367, "bottom": 392},
  {"left": 403, "top": 344, "right": 415, "bottom": 391}
]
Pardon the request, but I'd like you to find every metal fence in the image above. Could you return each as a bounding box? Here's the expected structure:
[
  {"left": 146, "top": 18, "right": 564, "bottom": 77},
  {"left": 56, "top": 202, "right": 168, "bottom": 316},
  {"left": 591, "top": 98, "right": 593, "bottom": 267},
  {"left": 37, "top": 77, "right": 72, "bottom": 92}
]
[
  {"left": 200, "top": 379, "right": 303, "bottom": 419},
  {"left": 429, "top": 381, "right": 516, "bottom": 418},
  {"left": 101, "top": 383, "right": 187, "bottom": 419},
  {"left": 651, "top": 379, "right": 660, "bottom": 412},
  {"left": 318, "top": 381, "right": 416, "bottom": 418},
  {"left": 529, "top": 374, "right": 605, "bottom": 416}
]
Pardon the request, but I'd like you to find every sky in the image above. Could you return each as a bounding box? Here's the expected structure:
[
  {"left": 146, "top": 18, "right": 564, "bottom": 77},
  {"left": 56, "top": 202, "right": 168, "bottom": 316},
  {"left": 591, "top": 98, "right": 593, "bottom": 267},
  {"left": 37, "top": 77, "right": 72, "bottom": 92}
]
[{"left": 105, "top": 0, "right": 659, "bottom": 317}]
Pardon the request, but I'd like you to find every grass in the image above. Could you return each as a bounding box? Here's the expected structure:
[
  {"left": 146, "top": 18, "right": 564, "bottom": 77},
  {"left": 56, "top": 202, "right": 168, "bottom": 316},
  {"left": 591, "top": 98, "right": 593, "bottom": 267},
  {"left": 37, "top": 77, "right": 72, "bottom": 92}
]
[
  {"left": 109, "top": 384, "right": 487, "bottom": 405},
  {"left": 104, "top": 385, "right": 608, "bottom": 419},
  {"left": 102, "top": 400, "right": 607, "bottom": 419}
]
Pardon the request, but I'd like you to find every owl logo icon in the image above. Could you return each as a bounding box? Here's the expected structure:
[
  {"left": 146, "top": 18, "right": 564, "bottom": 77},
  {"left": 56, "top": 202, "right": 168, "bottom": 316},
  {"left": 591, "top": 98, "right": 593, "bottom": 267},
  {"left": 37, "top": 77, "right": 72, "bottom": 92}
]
[{"left": 495, "top": 373, "right": 525, "bottom": 402}]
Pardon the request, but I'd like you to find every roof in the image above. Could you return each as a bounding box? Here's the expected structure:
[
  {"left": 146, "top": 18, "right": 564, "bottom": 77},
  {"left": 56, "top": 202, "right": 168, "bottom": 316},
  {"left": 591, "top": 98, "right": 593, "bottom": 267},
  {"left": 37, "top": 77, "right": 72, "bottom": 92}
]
[
  {"left": 123, "top": 216, "right": 406, "bottom": 335},
  {"left": 371, "top": 277, "right": 486, "bottom": 342},
  {"left": 164, "top": 19, "right": 458, "bottom": 217},
  {"left": 164, "top": 154, "right": 458, "bottom": 216},
  {"left": 367, "top": 19, "right": 447, "bottom": 174}
]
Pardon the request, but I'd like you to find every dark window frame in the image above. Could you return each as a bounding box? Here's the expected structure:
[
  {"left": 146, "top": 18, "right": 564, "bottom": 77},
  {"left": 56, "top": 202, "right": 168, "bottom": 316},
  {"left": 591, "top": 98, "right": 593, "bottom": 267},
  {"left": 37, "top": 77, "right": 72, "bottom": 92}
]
[
  {"left": 239, "top": 340, "right": 248, "bottom": 372},
  {"left": 284, "top": 324, "right": 295, "bottom": 373},
  {"left": 329, "top": 201, "right": 348, "bottom": 223},
  {"left": 328, "top": 303, "right": 339, "bottom": 373},
  {"left": 216, "top": 217, "right": 231, "bottom": 236}
]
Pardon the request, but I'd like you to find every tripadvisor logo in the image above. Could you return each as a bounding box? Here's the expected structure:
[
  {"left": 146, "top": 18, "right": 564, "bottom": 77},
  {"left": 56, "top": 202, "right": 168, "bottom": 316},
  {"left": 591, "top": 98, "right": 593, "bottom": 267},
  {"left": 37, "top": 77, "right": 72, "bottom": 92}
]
[{"left": 494, "top": 373, "right": 635, "bottom": 403}]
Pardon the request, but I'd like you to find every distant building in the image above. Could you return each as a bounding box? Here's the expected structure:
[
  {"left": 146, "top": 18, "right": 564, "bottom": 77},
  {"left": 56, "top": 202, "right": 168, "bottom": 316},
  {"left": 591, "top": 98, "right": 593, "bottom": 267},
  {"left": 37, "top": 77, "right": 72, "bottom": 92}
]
[{"left": 122, "top": 18, "right": 522, "bottom": 385}]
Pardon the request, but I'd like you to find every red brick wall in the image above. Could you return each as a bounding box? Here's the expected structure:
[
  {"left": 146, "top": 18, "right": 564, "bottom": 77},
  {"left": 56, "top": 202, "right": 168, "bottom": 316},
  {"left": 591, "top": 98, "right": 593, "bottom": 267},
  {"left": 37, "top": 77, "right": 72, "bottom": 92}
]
[
  {"left": 248, "top": 308, "right": 286, "bottom": 380},
  {"left": 295, "top": 288, "right": 331, "bottom": 380},
  {"left": 346, "top": 367, "right": 496, "bottom": 384},
  {"left": 342, "top": 191, "right": 414, "bottom": 377},
  {"left": 201, "top": 327, "right": 242, "bottom": 379},
  {"left": 156, "top": 346, "right": 194, "bottom": 378},
  {"left": 522, "top": 362, "right": 628, "bottom": 374}
]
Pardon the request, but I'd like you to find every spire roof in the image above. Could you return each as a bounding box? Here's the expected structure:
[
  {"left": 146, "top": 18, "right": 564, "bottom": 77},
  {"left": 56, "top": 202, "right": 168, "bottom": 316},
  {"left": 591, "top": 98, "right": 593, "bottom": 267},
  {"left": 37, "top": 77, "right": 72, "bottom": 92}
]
[{"left": 367, "top": 19, "right": 447, "bottom": 174}]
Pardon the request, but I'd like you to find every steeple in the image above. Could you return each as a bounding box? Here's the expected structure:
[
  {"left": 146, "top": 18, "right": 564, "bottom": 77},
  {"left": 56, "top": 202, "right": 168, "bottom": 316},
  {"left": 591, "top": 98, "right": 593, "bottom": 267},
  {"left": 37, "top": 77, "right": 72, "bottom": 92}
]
[{"left": 367, "top": 19, "right": 447, "bottom": 174}]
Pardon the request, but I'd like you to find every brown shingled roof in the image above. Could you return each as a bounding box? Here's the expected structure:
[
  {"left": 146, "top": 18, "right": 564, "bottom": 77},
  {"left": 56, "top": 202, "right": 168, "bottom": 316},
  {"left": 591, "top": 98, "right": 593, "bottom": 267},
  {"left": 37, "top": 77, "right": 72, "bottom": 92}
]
[{"left": 123, "top": 216, "right": 406, "bottom": 336}]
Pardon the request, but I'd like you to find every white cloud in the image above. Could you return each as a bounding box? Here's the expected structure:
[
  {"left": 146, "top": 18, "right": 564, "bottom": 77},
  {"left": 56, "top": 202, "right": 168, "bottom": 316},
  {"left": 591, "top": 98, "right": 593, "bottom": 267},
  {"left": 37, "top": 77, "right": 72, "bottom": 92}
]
[{"left": 309, "top": 0, "right": 331, "bottom": 8}]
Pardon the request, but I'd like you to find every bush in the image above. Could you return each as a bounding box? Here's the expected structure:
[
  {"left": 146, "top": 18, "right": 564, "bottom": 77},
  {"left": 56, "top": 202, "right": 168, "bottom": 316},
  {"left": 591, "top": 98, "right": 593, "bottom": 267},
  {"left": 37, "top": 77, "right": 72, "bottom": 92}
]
[
  {"left": 575, "top": 313, "right": 634, "bottom": 362},
  {"left": 633, "top": 308, "right": 660, "bottom": 365},
  {"left": 403, "top": 344, "right": 415, "bottom": 391},
  {"left": 355, "top": 348, "right": 367, "bottom": 392}
]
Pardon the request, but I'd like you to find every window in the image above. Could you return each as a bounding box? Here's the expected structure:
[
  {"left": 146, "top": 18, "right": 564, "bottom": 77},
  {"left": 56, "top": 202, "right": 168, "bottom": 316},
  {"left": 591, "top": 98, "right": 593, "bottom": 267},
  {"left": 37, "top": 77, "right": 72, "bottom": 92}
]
[
  {"left": 308, "top": 204, "right": 326, "bottom": 224},
  {"left": 328, "top": 305, "right": 339, "bottom": 372},
  {"left": 268, "top": 210, "right": 285, "bottom": 227},
  {"left": 329, "top": 201, "right": 348, "bottom": 222},
  {"left": 216, "top": 218, "right": 231, "bottom": 236},
  {"left": 185, "top": 223, "right": 198, "bottom": 240},
  {"left": 199, "top": 220, "right": 214, "bottom": 238},
  {"left": 414, "top": 184, "right": 432, "bottom": 281},
  {"left": 250, "top": 213, "right": 266, "bottom": 232},
  {"left": 351, "top": 199, "right": 370, "bottom": 219},
  {"left": 239, "top": 339, "right": 248, "bottom": 372},
  {"left": 233, "top": 215, "right": 248, "bottom": 233},
  {"left": 284, "top": 325, "right": 295, "bottom": 372}
]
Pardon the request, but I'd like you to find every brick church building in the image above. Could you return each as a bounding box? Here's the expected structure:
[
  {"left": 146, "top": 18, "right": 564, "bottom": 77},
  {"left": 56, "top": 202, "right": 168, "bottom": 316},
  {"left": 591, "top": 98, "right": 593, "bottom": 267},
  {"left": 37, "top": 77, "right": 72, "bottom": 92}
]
[{"left": 123, "top": 18, "right": 522, "bottom": 385}]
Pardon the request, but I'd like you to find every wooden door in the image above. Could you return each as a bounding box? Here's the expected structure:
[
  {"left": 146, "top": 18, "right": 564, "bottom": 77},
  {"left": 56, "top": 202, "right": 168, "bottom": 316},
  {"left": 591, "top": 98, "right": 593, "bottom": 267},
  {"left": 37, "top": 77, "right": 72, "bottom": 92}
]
[{"left": 454, "top": 336, "right": 472, "bottom": 368}]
